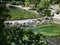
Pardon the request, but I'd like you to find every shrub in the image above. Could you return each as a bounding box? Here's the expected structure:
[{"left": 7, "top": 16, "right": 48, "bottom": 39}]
[
  {"left": 3, "top": 26, "right": 48, "bottom": 45},
  {"left": 11, "top": 1, "right": 20, "bottom": 5}
]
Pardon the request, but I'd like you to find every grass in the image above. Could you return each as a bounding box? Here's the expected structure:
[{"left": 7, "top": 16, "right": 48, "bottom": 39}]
[
  {"left": 26, "top": 23, "right": 60, "bottom": 37},
  {"left": 9, "top": 8, "right": 40, "bottom": 20},
  {"left": 36, "top": 23, "right": 60, "bottom": 36}
]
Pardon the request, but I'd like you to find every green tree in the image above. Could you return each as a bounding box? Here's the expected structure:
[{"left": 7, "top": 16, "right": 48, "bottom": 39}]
[
  {"left": 29, "top": 0, "right": 41, "bottom": 9},
  {"left": 4, "top": 26, "right": 49, "bottom": 45},
  {"left": 0, "top": 0, "right": 11, "bottom": 45},
  {"left": 25, "top": 0, "right": 30, "bottom": 7},
  {"left": 37, "top": 0, "right": 50, "bottom": 15},
  {"left": 44, "top": 9, "right": 53, "bottom": 23},
  {"left": 50, "top": 0, "right": 57, "bottom": 4},
  {"left": 38, "top": 0, "right": 50, "bottom": 9}
]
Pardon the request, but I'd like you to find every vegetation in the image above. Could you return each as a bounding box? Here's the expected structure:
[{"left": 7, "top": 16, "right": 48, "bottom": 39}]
[
  {"left": 25, "top": 23, "right": 60, "bottom": 37},
  {"left": 25, "top": 0, "right": 30, "bottom": 7},
  {"left": 0, "top": 0, "right": 11, "bottom": 45},
  {"left": 9, "top": 8, "right": 39, "bottom": 20},
  {"left": 0, "top": 1, "right": 10, "bottom": 29},
  {"left": 3, "top": 26, "right": 49, "bottom": 45},
  {"left": 11, "top": 1, "right": 21, "bottom": 5},
  {"left": 35, "top": 23, "right": 60, "bottom": 36},
  {"left": 0, "top": 0, "right": 60, "bottom": 45}
]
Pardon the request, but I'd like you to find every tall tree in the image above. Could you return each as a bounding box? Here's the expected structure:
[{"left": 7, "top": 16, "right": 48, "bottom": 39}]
[
  {"left": 50, "top": 0, "right": 57, "bottom": 4},
  {"left": 38, "top": 0, "right": 50, "bottom": 9},
  {"left": 44, "top": 9, "right": 53, "bottom": 23},
  {"left": 0, "top": 0, "right": 11, "bottom": 45},
  {"left": 25, "top": 0, "right": 30, "bottom": 6},
  {"left": 4, "top": 26, "right": 49, "bottom": 45},
  {"left": 29, "top": 0, "right": 41, "bottom": 8}
]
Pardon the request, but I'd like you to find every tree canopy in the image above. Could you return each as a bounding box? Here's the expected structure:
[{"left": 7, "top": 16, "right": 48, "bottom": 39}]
[{"left": 0, "top": 0, "right": 11, "bottom": 45}]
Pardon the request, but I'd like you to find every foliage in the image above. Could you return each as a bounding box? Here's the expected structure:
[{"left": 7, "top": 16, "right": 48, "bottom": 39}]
[
  {"left": 25, "top": 0, "right": 30, "bottom": 7},
  {"left": 38, "top": 0, "right": 50, "bottom": 9},
  {"left": 37, "top": 0, "right": 51, "bottom": 15},
  {"left": 4, "top": 26, "right": 49, "bottom": 45},
  {"left": 29, "top": 0, "right": 40, "bottom": 7},
  {"left": 50, "top": 0, "right": 57, "bottom": 4},
  {"left": 11, "top": 1, "right": 20, "bottom": 5},
  {"left": 44, "top": 9, "right": 51, "bottom": 17},
  {"left": 0, "top": 0, "right": 11, "bottom": 45},
  {"left": 37, "top": 0, "right": 60, "bottom": 14},
  {"left": 0, "top": 0, "right": 60, "bottom": 45}
]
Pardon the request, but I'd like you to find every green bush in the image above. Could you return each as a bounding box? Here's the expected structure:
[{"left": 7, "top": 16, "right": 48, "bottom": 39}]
[
  {"left": 11, "top": 1, "right": 20, "bottom": 5},
  {"left": 11, "top": 1, "right": 16, "bottom": 5},
  {"left": 3, "top": 26, "right": 48, "bottom": 45}
]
